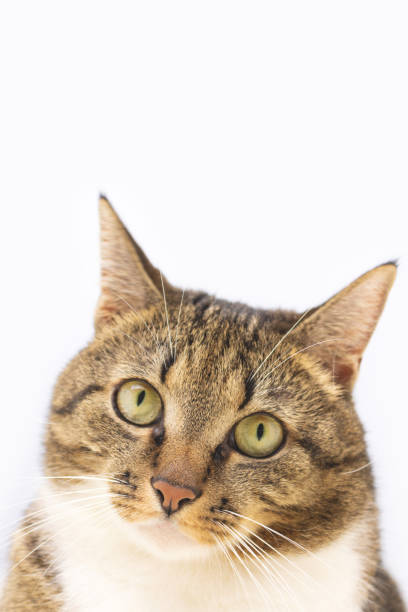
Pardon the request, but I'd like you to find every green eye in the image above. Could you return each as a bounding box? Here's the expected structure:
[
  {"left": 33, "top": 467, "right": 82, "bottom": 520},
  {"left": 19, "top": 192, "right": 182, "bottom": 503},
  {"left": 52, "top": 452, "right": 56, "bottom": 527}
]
[
  {"left": 115, "top": 380, "right": 162, "bottom": 425},
  {"left": 234, "top": 413, "right": 284, "bottom": 458}
]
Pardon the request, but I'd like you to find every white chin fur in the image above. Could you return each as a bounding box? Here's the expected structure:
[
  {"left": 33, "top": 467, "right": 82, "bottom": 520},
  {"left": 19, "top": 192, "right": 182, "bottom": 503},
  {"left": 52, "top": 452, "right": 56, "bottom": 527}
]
[
  {"left": 41, "top": 482, "right": 369, "bottom": 612},
  {"left": 119, "top": 516, "right": 213, "bottom": 561}
]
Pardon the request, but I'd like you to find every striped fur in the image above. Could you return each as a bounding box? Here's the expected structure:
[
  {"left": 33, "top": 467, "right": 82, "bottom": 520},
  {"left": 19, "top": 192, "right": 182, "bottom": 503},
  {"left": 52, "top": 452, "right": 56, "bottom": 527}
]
[{"left": 1, "top": 198, "right": 404, "bottom": 610}]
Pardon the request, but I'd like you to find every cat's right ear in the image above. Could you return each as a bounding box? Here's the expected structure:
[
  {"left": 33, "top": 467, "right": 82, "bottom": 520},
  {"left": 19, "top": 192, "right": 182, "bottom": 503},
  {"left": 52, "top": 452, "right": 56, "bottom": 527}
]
[
  {"left": 95, "top": 196, "right": 171, "bottom": 328},
  {"left": 292, "top": 263, "right": 396, "bottom": 390}
]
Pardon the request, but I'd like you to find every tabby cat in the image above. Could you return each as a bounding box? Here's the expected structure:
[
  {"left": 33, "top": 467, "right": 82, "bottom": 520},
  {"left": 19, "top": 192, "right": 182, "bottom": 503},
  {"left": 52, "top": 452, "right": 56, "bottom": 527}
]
[{"left": 1, "top": 197, "right": 405, "bottom": 611}]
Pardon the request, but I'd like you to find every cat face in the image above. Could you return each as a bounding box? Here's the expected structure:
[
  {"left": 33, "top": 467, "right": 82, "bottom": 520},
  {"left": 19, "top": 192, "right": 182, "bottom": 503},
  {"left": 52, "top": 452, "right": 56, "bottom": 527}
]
[{"left": 44, "top": 197, "right": 395, "bottom": 561}]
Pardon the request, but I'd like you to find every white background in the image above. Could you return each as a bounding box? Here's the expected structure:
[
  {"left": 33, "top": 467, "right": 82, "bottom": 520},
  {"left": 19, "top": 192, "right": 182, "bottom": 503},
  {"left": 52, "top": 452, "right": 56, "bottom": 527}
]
[{"left": 0, "top": 0, "right": 407, "bottom": 602}]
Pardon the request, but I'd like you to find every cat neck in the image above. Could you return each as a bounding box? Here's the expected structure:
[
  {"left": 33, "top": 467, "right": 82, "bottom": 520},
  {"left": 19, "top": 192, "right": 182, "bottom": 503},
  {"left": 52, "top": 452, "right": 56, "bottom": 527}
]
[{"left": 41, "top": 484, "right": 373, "bottom": 612}]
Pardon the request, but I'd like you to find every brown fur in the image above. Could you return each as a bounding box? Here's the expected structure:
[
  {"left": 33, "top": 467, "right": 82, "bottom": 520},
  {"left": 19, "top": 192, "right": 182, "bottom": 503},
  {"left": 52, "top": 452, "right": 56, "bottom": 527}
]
[
  {"left": 1, "top": 197, "right": 404, "bottom": 610},
  {"left": 2, "top": 505, "right": 63, "bottom": 610}
]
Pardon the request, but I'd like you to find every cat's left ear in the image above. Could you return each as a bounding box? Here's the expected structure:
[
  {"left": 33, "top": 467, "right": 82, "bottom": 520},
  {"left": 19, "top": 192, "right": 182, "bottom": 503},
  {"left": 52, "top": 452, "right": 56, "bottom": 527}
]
[
  {"left": 95, "top": 196, "right": 174, "bottom": 328},
  {"left": 295, "top": 263, "right": 397, "bottom": 389}
]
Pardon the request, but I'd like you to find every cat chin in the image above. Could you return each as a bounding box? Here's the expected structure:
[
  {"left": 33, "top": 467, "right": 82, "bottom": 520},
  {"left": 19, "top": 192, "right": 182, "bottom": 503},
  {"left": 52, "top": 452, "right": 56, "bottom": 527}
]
[{"left": 121, "top": 517, "right": 213, "bottom": 561}]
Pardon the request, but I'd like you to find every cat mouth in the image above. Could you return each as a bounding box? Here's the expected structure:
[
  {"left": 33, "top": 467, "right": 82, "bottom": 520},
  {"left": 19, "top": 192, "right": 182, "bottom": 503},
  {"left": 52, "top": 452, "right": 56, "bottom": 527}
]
[
  {"left": 126, "top": 516, "right": 213, "bottom": 559},
  {"left": 138, "top": 517, "right": 195, "bottom": 544}
]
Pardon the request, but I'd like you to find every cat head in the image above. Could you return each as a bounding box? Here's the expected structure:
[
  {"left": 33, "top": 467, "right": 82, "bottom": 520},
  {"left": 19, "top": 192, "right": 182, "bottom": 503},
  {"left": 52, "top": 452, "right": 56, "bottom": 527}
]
[{"left": 44, "top": 197, "right": 396, "bottom": 560}]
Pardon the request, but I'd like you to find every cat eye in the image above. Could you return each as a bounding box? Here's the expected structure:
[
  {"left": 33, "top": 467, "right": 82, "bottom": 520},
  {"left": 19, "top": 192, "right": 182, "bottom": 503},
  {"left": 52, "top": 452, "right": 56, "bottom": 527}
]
[
  {"left": 233, "top": 413, "right": 284, "bottom": 458},
  {"left": 114, "top": 379, "right": 163, "bottom": 426}
]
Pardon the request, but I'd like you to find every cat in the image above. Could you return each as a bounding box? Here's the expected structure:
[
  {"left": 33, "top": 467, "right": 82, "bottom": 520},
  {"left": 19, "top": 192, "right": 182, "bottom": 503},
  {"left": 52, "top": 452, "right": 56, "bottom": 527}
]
[{"left": 1, "top": 196, "right": 405, "bottom": 611}]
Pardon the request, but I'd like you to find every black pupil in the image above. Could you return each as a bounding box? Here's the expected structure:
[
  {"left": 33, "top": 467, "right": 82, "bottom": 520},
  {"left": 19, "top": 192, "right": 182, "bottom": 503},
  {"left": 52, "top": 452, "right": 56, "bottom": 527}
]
[
  {"left": 137, "top": 390, "right": 146, "bottom": 406},
  {"left": 256, "top": 423, "right": 264, "bottom": 441}
]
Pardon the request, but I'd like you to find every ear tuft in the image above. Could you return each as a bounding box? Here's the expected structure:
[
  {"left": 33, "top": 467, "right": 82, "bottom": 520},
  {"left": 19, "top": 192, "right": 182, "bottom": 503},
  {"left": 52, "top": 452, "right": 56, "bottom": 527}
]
[
  {"left": 95, "top": 196, "right": 169, "bottom": 328},
  {"left": 296, "top": 263, "right": 396, "bottom": 389},
  {"left": 99, "top": 193, "right": 109, "bottom": 204}
]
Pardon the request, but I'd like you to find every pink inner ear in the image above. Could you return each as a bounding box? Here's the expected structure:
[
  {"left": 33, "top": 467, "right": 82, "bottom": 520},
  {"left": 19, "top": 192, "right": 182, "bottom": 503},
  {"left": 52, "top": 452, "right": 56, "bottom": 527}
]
[
  {"left": 96, "top": 293, "right": 123, "bottom": 325},
  {"left": 96, "top": 198, "right": 177, "bottom": 330},
  {"left": 297, "top": 264, "right": 396, "bottom": 390},
  {"left": 334, "top": 361, "right": 356, "bottom": 387}
]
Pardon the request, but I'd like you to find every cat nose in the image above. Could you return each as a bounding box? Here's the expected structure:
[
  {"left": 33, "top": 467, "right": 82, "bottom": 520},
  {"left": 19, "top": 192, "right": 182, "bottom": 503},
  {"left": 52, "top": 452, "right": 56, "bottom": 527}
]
[{"left": 151, "top": 478, "right": 198, "bottom": 515}]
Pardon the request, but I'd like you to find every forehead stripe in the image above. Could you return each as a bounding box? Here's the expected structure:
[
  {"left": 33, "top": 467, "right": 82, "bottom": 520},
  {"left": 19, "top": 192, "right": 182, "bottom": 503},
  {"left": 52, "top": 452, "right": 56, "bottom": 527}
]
[
  {"left": 237, "top": 376, "right": 255, "bottom": 411},
  {"left": 53, "top": 384, "right": 103, "bottom": 415}
]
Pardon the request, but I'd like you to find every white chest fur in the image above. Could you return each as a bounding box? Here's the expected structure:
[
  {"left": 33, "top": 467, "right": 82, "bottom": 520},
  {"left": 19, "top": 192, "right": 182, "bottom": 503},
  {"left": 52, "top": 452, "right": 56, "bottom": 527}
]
[{"left": 41, "top": 485, "right": 368, "bottom": 612}]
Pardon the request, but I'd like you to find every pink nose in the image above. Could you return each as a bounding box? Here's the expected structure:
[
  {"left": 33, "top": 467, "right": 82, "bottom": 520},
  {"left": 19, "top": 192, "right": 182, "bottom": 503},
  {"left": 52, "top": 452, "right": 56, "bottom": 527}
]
[{"left": 151, "top": 478, "right": 198, "bottom": 515}]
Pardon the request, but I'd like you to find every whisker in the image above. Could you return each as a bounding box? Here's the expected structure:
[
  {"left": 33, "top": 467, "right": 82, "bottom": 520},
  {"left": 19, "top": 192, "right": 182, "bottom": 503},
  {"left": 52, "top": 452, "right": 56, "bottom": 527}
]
[
  {"left": 116, "top": 329, "right": 156, "bottom": 362},
  {"left": 341, "top": 462, "right": 371, "bottom": 475},
  {"left": 143, "top": 319, "right": 162, "bottom": 353},
  {"left": 250, "top": 309, "right": 312, "bottom": 381},
  {"left": 258, "top": 338, "right": 340, "bottom": 387},
  {"left": 36, "top": 475, "right": 127, "bottom": 486},
  {"left": 97, "top": 472, "right": 137, "bottom": 487},
  {"left": 239, "top": 525, "right": 316, "bottom": 594},
  {"left": 4, "top": 472, "right": 131, "bottom": 493},
  {"left": 109, "top": 289, "right": 164, "bottom": 356},
  {"left": 2, "top": 494, "right": 125, "bottom": 552},
  {"left": 227, "top": 523, "right": 305, "bottom": 611},
  {"left": 110, "top": 291, "right": 139, "bottom": 317},
  {"left": 160, "top": 272, "right": 173, "bottom": 358},
  {"left": 9, "top": 498, "right": 113, "bottom": 548},
  {"left": 213, "top": 533, "right": 254, "bottom": 612},
  {"left": 173, "top": 289, "right": 185, "bottom": 360},
  {"left": 11, "top": 531, "right": 54, "bottom": 573},
  {"left": 236, "top": 521, "right": 337, "bottom": 605},
  {"left": 9, "top": 495, "right": 115, "bottom": 574},
  {"left": 217, "top": 521, "right": 272, "bottom": 609},
  {"left": 220, "top": 521, "right": 296, "bottom": 612},
  {"left": 221, "top": 509, "right": 333, "bottom": 570},
  {"left": 0, "top": 488, "right": 123, "bottom": 534},
  {"left": 0, "top": 485, "right": 110, "bottom": 516}
]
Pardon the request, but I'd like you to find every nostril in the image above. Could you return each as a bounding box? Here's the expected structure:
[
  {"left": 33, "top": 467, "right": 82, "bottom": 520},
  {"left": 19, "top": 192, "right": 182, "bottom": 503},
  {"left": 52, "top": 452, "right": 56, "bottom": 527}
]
[
  {"left": 152, "top": 482, "right": 165, "bottom": 505},
  {"left": 151, "top": 477, "right": 199, "bottom": 515},
  {"left": 176, "top": 497, "right": 193, "bottom": 513}
]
